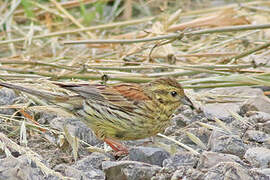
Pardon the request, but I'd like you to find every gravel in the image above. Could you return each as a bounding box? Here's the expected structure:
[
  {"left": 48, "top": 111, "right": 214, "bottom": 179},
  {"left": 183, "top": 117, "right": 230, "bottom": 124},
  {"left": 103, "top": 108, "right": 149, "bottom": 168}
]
[{"left": 1, "top": 85, "right": 270, "bottom": 179}]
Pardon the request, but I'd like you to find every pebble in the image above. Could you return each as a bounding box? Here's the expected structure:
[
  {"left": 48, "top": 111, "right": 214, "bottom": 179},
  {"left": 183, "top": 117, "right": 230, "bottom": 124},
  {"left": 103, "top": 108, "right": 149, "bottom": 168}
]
[
  {"left": 0, "top": 155, "right": 59, "bottom": 180},
  {"left": 241, "top": 95, "right": 270, "bottom": 114},
  {"left": 171, "top": 167, "right": 205, "bottom": 180},
  {"left": 197, "top": 151, "right": 244, "bottom": 170},
  {"left": 251, "top": 168, "right": 270, "bottom": 178},
  {"left": 163, "top": 151, "right": 198, "bottom": 168},
  {"left": 55, "top": 164, "right": 105, "bottom": 180},
  {"left": 208, "top": 129, "right": 246, "bottom": 157},
  {"left": 102, "top": 160, "right": 161, "bottom": 180},
  {"left": 73, "top": 152, "right": 114, "bottom": 170},
  {"left": 244, "top": 147, "right": 270, "bottom": 168},
  {"left": 201, "top": 86, "right": 264, "bottom": 122},
  {"left": 50, "top": 117, "right": 102, "bottom": 146},
  {"left": 204, "top": 162, "right": 251, "bottom": 180},
  {"left": 129, "top": 146, "right": 170, "bottom": 167},
  {"left": 246, "top": 111, "right": 270, "bottom": 123},
  {"left": 244, "top": 130, "right": 270, "bottom": 143},
  {"left": 0, "top": 88, "right": 17, "bottom": 115}
]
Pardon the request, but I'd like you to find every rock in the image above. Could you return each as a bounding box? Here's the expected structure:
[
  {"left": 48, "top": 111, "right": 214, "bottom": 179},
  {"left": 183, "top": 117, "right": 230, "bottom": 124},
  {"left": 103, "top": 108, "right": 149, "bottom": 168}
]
[
  {"left": 150, "top": 166, "right": 175, "bottom": 180},
  {"left": 244, "top": 147, "right": 270, "bottom": 168},
  {"left": 55, "top": 164, "right": 105, "bottom": 180},
  {"left": 250, "top": 168, "right": 270, "bottom": 179},
  {"left": 129, "top": 147, "right": 170, "bottom": 167},
  {"left": 175, "top": 127, "right": 211, "bottom": 147},
  {"left": 102, "top": 160, "right": 161, "bottom": 180},
  {"left": 171, "top": 167, "right": 205, "bottom": 180},
  {"left": 197, "top": 151, "right": 243, "bottom": 170},
  {"left": 200, "top": 87, "right": 264, "bottom": 122},
  {"left": 163, "top": 151, "right": 198, "bottom": 168},
  {"left": 173, "top": 105, "right": 197, "bottom": 125},
  {"left": 203, "top": 103, "right": 240, "bottom": 122},
  {"left": 50, "top": 117, "right": 101, "bottom": 146},
  {"left": 171, "top": 114, "right": 189, "bottom": 127},
  {"left": 246, "top": 111, "right": 270, "bottom": 123},
  {"left": 0, "top": 155, "right": 59, "bottom": 180},
  {"left": 73, "top": 152, "right": 113, "bottom": 170},
  {"left": 0, "top": 88, "right": 17, "bottom": 115},
  {"left": 208, "top": 129, "right": 246, "bottom": 157},
  {"left": 204, "top": 162, "right": 251, "bottom": 180},
  {"left": 246, "top": 111, "right": 270, "bottom": 134},
  {"left": 259, "top": 121, "right": 270, "bottom": 134},
  {"left": 244, "top": 130, "right": 270, "bottom": 143},
  {"left": 151, "top": 166, "right": 204, "bottom": 180},
  {"left": 241, "top": 96, "right": 270, "bottom": 114}
]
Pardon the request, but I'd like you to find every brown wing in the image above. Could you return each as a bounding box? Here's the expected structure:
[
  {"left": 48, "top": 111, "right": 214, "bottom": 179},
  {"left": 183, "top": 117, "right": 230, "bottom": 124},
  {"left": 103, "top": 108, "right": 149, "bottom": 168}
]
[
  {"left": 55, "top": 83, "right": 149, "bottom": 110},
  {"left": 112, "top": 84, "right": 149, "bottom": 101}
]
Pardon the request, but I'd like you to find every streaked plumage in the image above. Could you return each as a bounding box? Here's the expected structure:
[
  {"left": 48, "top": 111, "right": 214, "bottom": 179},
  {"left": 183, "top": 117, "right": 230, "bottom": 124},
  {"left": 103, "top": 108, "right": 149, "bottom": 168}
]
[{"left": 0, "top": 78, "right": 192, "bottom": 152}]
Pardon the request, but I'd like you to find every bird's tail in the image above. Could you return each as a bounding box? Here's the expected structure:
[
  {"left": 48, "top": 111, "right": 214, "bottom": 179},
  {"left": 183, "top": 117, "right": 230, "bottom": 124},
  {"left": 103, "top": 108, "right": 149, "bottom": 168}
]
[{"left": 0, "top": 81, "right": 69, "bottom": 102}]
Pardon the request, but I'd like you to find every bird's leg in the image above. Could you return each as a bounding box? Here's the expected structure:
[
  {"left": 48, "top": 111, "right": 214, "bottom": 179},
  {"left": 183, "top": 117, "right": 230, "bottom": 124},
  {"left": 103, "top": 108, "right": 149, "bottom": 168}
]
[{"left": 104, "top": 138, "right": 128, "bottom": 155}]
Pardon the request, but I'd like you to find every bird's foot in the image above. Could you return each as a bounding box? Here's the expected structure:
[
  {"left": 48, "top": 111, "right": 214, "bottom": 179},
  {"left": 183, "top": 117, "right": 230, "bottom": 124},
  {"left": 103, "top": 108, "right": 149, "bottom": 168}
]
[{"left": 104, "top": 138, "right": 128, "bottom": 156}]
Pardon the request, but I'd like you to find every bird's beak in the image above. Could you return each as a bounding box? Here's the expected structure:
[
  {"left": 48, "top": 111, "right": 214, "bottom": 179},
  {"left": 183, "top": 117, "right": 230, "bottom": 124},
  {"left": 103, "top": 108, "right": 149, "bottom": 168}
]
[{"left": 181, "top": 95, "right": 194, "bottom": 108}]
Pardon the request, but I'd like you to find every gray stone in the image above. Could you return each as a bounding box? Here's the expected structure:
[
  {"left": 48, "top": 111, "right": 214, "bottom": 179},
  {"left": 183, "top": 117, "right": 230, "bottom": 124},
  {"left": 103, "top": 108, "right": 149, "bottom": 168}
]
[
  {"left": 247, "top": 111, "right": 270, "bottom": 123},
  {"left": 250, "top": 168, "right": 270, "bottom": 179},
  {"left": 171, "top": 167, "right": 204, "bottom": 180},
  {"left": 246, "top": 111, "right": 270, "bottom": 134},
  {"left": 204, "top": 162, "right": 251, "bottom": 180},
  {"left": 175, "top": 127, "right": 211, "bottom": 147},
  {"left": 241, "top": 96, "right": 270, "bottom": 114},
  {"left": 203, "top": 103, "right": 240, "bottom": 122},
  {"left": 150, "top": 166, "right": 175, "bottom": 180},
  {"left": 151, "top": 166, "right": 204, "bottom": 180},
  {"left": 163, "top": 151, "right": 198, "bottom": 168},
  {"left": 50, "top": 117, "right": 101, "bottom": 146},
  {"left": 208, "top": 129, "right": 246, "bottom": 157},
  {"left": 197, "top": 151, "right": 243, "bottom": 170},
  {"left": 102, "top": 160, "right": 161, "bottom": 180},
  {"left": 258, "top": 121, "right": 270, "bottom": 134},
  {"left": 0, "top": 155, "right": 58, "bottom": 180},
  {"left": 200, "top": 87, "right": 264, "bottom": 122},
  {"left": 129, "top": 147, "right": 170, "bottom": 166},
  {"left": 73, "top": 152, "right": 113, "bottom": 170},
  {"left": 0, "top": 88, "right": 17, "bottom": 115},
  {"left": 171, "top": 114, "right": 189, "bottom": 127},
  {"left": 55, "top": 164, "right": 105, "bottom": 180},
  {"left": 244, "top": 147, "right": 270, "bottom": 168},
  {"left": 244, "top": 130, "right": 270, "bottom": 143},
  {"left": 206, "top": 86, "right": 264, "bottom": 97}
]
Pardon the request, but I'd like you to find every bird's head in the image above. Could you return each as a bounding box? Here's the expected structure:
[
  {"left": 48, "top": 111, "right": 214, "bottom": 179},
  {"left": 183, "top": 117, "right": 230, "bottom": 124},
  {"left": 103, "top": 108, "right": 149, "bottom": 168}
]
[{"left": 145, "top": 77, "right": 193, "bottom": 110}]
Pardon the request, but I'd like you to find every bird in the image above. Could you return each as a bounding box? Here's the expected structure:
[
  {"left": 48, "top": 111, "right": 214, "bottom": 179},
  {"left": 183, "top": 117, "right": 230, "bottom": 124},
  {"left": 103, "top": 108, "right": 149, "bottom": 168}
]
[{"left": 0, "top": 77, "right": 193, "bottom": 154}]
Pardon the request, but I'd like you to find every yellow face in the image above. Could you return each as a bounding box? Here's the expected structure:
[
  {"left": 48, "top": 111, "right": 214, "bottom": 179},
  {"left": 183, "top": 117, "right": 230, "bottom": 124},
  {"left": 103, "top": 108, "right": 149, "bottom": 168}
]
[{"left": 145, "top": 77, "right": 192, "bottom": 110}]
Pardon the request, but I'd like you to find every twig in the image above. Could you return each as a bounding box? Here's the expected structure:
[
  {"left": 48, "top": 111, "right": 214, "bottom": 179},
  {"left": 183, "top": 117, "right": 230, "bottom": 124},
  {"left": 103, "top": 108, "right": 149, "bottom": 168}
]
[
  {"left": 63, "top": 32, "right": 184, "bottom": 44},
  {"left": 0, "top": 67, "right": 153, "bottom": 82},
  {"left": 187, "top": 23, "right": 270, "bottom": 35},
  {"left": 191, "top": 30, "right": 260, "bottom": 53},
  {"left": 0, "top": 17, "right": 154, "bottom": 45},
  {"left": 157, "top": 133, "right": 199, "bottom": 155},
  {"left": 0, "top": 59, "right": 77, "bottom": 70},
  {"left": 63, "top": 24, "right": 270, "bottom": 45},
  {"left": 221, "top": 41, "right": 270, "bottom": 63}
]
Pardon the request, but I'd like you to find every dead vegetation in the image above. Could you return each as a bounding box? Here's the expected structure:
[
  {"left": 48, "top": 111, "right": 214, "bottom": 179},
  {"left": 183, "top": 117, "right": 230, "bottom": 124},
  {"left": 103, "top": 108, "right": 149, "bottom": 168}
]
[{"left": 1, "top": 0, "right": 270, "bottom": 178}]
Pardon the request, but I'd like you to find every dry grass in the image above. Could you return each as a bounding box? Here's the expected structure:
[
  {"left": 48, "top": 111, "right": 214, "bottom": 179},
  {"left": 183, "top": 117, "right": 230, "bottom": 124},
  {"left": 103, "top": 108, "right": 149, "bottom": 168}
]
[{"left": 1, "top": 0, "right": 270, "bottom": 175}]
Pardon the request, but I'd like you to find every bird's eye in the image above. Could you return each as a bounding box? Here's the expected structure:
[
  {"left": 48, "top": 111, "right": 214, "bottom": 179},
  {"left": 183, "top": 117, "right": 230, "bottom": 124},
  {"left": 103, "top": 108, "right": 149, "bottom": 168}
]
[{"left": 170, "top": 91, "right": 178, "bottom": 97}]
